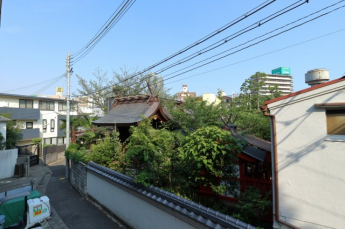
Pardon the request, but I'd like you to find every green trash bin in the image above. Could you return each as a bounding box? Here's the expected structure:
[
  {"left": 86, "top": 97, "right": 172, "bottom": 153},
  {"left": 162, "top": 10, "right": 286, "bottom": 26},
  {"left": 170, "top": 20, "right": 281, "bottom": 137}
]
[{"left": 0, "top": 190, "right": 41, "bottom": 228}]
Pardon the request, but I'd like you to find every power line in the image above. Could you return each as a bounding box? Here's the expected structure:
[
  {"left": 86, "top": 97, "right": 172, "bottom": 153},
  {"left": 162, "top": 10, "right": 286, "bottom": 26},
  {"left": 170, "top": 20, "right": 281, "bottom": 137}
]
[
  {"left": 73, "top": 0, "right": 277, "bottom": 97},
  {"left": 154, "top": 0, "right": 307, "bottom": 75},
  {"left": 71, "top": 0, "right": 127, "bottom": 57},
  {"left": 159, "top": 3, "right": 345, "bottom": 84},
  {"left": 74, "top": 1, "right": 345, "bottom": 99},
  {"left": 161, "top": 0, "right": 345, "bottom": 78},
  {"left": 132, "top": 0, "right": 276, "bottom": 76},
  {"left": 71, "top": 0, "right": 135, "bottom": 65},
  {"left": 163, "top": 28, "right": 345, "bottom": 86},
  {"left": 2, "top": 74, "right": 66, "bottom": 93},
  {"left": 120, "top": 2, "right": 345, "bottom": 95},
  {"left": 71, "top": 0, "right": 135, "bottom": 64}
]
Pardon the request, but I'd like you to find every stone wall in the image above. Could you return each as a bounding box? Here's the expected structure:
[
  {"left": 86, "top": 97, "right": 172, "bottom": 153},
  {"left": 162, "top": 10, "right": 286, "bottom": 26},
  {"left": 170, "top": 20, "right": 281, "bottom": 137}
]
[
  {"left": 42, "top": 145, "right": 66, "bottom": 164},
  {"left": 70, "top": 161, "right": 87, "bottom": 197}
]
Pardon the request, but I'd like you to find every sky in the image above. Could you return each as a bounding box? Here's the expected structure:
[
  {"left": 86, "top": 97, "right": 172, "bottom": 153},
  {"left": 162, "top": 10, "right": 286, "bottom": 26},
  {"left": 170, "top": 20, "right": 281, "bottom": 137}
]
[{"left": 1, "top": 0, "right": 344, "bottom": 98}]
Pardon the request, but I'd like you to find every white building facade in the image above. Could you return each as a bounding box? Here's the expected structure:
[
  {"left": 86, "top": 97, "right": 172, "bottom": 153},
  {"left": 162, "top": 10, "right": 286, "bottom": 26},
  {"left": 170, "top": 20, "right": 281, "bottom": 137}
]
[
  {"left": 0, "top": 93, "right": 78, "bottom": 146},
  {"left": 262, "top": 76, "right": 345, "bottom": 228}
]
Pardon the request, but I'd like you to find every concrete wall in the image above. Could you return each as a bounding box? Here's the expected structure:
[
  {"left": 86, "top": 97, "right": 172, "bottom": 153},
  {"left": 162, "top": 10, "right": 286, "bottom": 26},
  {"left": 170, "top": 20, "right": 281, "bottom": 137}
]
[
  {"left": 43, "top": 145, "right": 66, "bottom": 164},
  {"left": 70, "top": 161, "right": 87, "bottom": 197},
  {"left": 0, "top": 149, "right": 18, "bottom": 179},
  {"left": 87, "top": 172, "right": 196, "bottom": 229},
  {"left": 267, "top": 80, "right": 345, "bottom": 229}
]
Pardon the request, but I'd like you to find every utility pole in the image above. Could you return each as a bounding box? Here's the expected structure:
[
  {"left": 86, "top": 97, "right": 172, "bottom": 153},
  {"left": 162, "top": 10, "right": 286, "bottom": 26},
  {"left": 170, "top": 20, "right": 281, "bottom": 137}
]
[{"left": 65, "top": 53, "right": 71, "bottom": 180}]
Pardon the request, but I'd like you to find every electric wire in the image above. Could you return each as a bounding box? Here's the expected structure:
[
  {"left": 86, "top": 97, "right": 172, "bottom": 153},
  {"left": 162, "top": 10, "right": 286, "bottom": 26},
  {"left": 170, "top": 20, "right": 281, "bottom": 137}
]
[
  {"left": 71, "top": 0, "right": 127, "bottom": 57},
  {"left": 163, "top": 28, "right": 345, "bottom": 86},
  {"left": 159, "top": 3, "right": 345, "bottom": 84},
  {"left": 72, "top": 0, "right": 277, "bottom": 96},
  {"left": 161, "top": 0, "right": 345, "bottom": 78},
  {"left": 2, "top": 74, "right": 66, "bottom": 93},
  {"left": 71, "top": 0, "right": 135, "bottom": 64},
  {"left": 69, "top": 27, "right": 345, "bottom": 106},
  {"left": 71, "top": 0, "right": 135, "bottom": 65},
  {"left": 154, "top": 0, "right": 307, "bottom": 75},
  {"left": 75, "top": 1, "right": 345, "bottom": 98},
  {"left": 132, "top": 0, "right": 276, "bottom": 76}
]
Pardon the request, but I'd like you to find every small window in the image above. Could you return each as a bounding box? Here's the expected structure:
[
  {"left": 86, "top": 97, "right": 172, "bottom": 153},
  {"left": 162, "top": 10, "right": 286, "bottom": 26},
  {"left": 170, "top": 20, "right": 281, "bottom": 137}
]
[
  {"left": 43, "top": 119, "right": 47, "bottom": 133},
  {"left": 326, "top": 110, "right": 345, "bottom": 135},
  {"left": 50, "top": 119, "right": 55, "bottom": 132},
  {"left": 19, "top": 99, "right": 33, "bottom": 108},
  {"left": 26, "top": 122, "right": 33, "bottom": 129},
  {"left": 39, "top": 101, "right": 55, "bottom": 111},
  {"left": 44, "top": 138, "right": 52, "bottom": 145},
  {"left": 58, "top": 102, "right": 67, "bottom": 111}
]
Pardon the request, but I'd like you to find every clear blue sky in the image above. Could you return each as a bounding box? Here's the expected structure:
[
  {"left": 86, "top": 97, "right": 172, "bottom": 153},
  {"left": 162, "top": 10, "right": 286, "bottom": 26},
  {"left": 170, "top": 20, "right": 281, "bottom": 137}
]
[{"left": 1, "top": 0, "right": 344, "bottom": 97}]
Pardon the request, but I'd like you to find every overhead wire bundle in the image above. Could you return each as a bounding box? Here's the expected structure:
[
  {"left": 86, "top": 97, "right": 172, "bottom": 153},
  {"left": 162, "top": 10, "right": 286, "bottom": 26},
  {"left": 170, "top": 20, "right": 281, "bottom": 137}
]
[
  {"left": 71, "top": 0, "right": 136, "bottom": 65},
  {"left": 74, "top": 0, "right": 345, "bottom": 100}
]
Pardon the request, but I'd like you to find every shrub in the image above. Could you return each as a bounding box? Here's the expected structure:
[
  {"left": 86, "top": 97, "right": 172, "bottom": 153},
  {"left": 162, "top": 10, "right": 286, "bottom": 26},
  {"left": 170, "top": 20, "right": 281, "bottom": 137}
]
[
  {"left": 87, "top": 131, "right": 124, "bottom": 171},
  {"left": 65, "top": 143, "right": 88, "bottom": 163}
]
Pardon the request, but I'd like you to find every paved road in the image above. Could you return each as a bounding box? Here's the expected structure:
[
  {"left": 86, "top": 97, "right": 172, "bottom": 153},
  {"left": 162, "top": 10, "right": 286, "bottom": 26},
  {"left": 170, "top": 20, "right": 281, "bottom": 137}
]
[{"left": 46, "top": 159, "right": 122, "bottom": 229}]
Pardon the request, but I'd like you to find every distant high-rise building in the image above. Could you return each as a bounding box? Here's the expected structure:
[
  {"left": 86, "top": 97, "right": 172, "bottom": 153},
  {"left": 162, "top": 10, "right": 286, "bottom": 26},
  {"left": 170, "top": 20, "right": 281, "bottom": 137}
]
[{"left": 261, "top": 67, "right": 293, "bottom": 95}]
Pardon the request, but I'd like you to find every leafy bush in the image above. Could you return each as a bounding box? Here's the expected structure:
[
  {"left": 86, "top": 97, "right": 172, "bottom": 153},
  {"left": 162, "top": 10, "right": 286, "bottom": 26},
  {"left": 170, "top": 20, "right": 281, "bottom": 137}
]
[
  {"left": 180, "top": 126, "right": 242, "bottom": 196},
  {"left": 32, "top": 138, "right": 42, "bottom": 145},
  {"left": 65, "top": 143, "right": 88, "bottom": 163},
  {"left": 232, "top": 186, "right": 271, "bottom": 227},
  {"left": 125, "top": 118, "right": 181, "bottom": 187},
  {"left": 87, "top": 131, "right": 124, "bottom": 171}
]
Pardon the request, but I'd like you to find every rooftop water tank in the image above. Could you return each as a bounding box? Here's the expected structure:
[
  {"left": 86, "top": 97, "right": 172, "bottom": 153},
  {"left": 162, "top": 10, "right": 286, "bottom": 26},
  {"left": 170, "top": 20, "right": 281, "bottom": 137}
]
[{"left": 305, "top": 68, "right": 329, "bottom": 86}]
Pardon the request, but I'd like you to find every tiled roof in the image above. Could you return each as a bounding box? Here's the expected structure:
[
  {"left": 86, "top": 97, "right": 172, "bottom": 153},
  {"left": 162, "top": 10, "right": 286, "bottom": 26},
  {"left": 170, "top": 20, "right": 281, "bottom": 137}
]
[
  {"left": 93, "top": 95, "right": 166, "bottom": 125},
  {"left": 87, "top": 162, "right": 255, "bottom": 229},
  {"left": 228, "top": 128, "right": 267, "bottom": 162}
]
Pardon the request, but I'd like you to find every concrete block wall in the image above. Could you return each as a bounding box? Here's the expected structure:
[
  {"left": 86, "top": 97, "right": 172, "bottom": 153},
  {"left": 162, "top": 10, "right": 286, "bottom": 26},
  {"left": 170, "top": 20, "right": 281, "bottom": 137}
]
[
  {"left": 70, "top": 161, "right": 87, "bottom": 197},
  {"left": 0, "top": 149, "right": 18, "bottom": 179}
]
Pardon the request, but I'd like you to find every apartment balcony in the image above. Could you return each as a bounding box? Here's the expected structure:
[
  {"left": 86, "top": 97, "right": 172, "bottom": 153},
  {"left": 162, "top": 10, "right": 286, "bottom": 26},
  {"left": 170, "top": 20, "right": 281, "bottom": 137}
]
[
  {"left": 20, "top": 128, "right": 40, "bottom": 140},
  {"left": 0, "top": 107, "right": 40, "bottom": 120}
]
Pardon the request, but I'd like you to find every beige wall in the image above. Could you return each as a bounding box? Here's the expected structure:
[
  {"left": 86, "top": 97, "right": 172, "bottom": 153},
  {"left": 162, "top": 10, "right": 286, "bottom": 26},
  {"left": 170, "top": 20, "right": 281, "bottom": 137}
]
[{"left": 267, "top": 80, "right": 345, "bottom": 229}]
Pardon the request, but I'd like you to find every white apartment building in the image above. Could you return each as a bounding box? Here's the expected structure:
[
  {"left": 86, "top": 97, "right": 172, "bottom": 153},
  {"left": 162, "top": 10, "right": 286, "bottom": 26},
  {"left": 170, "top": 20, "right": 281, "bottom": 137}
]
[
  {"left": 261, "top": 67, "right": 293, "bottom": 96},
  {"left": 0, "top": 93, "right": 78, "bottom": 146}
]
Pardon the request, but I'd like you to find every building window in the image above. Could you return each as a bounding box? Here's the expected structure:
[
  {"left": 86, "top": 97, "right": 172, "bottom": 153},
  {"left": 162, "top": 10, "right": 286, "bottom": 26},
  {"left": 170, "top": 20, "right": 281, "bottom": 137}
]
[
  {"left": 43, "top": 119, "right": 47, "bottom": 133},
  {"left": 58, "top": 102, "right": 67, "bottom": 111},
  {"left": 26, "top": 122, "right": 33, "bottom": 129},
  {"left": 50, "top": 119, "right": 55, "bottom": 132},
  {"left": 19, "top": 99, "right": 33, "bottom": 108},
  {"left": 39, "top": 101, "right": 55, "bottom": 111},
  {"left": 43, "top": 138, "right": 52, "bottom": 145},
  {"left": 326, "top": 110, "right": 345, "bottom": 135}
]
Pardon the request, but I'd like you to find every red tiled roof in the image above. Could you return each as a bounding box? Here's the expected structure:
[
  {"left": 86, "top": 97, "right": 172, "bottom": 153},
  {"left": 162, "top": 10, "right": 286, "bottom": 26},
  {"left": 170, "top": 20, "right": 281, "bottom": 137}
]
[{"left": 265, "top": 76, "right": 345, "bottom": 105}]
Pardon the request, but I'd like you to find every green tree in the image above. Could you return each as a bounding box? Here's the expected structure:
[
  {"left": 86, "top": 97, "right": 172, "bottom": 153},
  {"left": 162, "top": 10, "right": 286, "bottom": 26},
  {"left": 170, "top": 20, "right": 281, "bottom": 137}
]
[
  {"left": 87, "top": 131, "right": 124, "bottom": 171},
  {"left": 0, "top": 113, "right": 22, "bottom": 148},
  {"left": 125, "top": 118, "right": 180, "bottom": 187},
  {"left": 232, "top": 186, "right": 271, "bottom": 227},
  {"left": 0, "top": 132, "right": 6, "bottom": 150},
  {"left": 59, "top": 116, "right": 83, "bottom": 143},
  {"left": 75, "top": 68, "right": 113, "bottom": 113},
  {"left": 240, "top": 72, "right": 266, "bottom": 110},
  {"left": 165, "top": 96, "right": 229, "bottom": 130},
  {"left": 180, "top": 126, "right": 242, "bottom": 196}
]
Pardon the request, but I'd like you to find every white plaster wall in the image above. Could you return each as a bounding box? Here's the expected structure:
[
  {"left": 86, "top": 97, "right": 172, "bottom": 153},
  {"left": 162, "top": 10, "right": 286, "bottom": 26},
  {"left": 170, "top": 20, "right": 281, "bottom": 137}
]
[
  {"left": 41, "top": 111, "right": 58, "bottom": 138},
  {"left": 0, "top": 122, "right": 6, "bottom": 142},
  {"left": 0, "top": 149, "right": 18, "bottom": 179},
  {"left": 87, "top": 172, "right": 196, "bottom": 229},
  {"left": 268, "top": 81, "right": 345, "bottom": 229}
]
